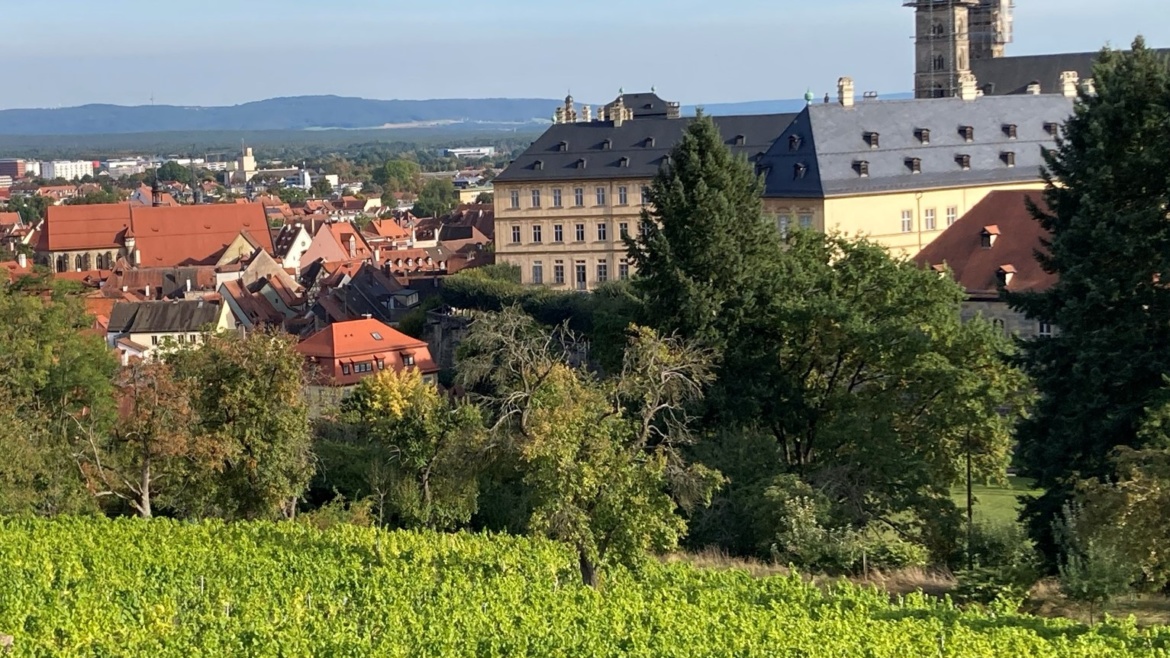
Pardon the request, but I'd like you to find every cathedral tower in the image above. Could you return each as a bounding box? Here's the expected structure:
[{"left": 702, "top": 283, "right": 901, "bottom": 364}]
[{"left": 907, "top": 0, "right": 978, "bottom": 98}]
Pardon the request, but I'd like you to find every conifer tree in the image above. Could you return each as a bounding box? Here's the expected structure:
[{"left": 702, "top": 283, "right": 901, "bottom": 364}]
[{"left": 1006, "top": 38, "right": 1170, "bottom": 560}]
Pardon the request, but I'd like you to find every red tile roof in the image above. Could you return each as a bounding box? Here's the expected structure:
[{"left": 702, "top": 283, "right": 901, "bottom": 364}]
[
  {"left": 364, "top": 218, "right": 410, "bottom": 240},
  {"left": 297, "top": 318, "right": 437, "bottom": 386},
  {"left": 41, "top": 203, "right": 274, "bottom": 268},
  {"left": 913, "top": 190, "right": 1055, "bottom": 299},
  {"left": 0, "top": 212, "right": 21, "bottom": 228}
]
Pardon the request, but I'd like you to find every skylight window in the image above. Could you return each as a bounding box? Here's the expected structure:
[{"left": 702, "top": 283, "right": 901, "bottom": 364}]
[{"left": 371, "top": 332, "right": 383, "bottom": 340}]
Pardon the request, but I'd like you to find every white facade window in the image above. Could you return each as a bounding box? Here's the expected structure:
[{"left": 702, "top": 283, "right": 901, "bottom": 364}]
[
  {"left": 511, "top": 225, "right": 521, "bottom": 243},
  {"left": 554, "top": 224, "right": 563, "bottom": 242},
  {"left": 552, "top": 189, "right": 562, "bottom": 207},
  {"left": 947, "top": 206, "right": 958, "bottom": 226},
  {"left": 641, "top": 187, "right": 650, "bottom": 205},
  {"left": 533, "top": 261, "right": 544, "bottom": 285},
  {"left": 597, "top": 223, "right": 608, "bottom": 241},
  {"left": 531, "top": 189, "right": 541, "bottom": 208},
  {"left": 1038, "top": 322, "right": 1053, "bottom": 337},
  {"left": 554, "top": 260, "right": 565, "bottom": 285},
  {"left": 778, "top": 215, "right": 790, "bottom": 237},
  {"left": 901, "top": 210, "right": 913, "bottom": 233},
  {"left": 924, "top": 208, "right": 937, "bottom": 230},
  {"left": 509, "top": 190, "right": 520, "bottom": 209},
  {"left": 798, "top": 213, "right": 812, "bottom": 230},
  {"left": 595, "top": 187, "right": 606, "bottom": 206},
  {"left": 574, "top": 188, "right": 584, "bottom": 206},
  {"left": 597, "top": 260, "right": 608, "bottom": 283},
  {"left": 619, "top": 260, "right": 630, "bottom": 280},
  {"left": 575, "top": 224, "right": 585, "bottom": 242},
  {"left": 618, "top": 186, "right": 628, "bottom": 205},
  {"left": 532, "top": 225, "right": 542, "bottom": 243}
]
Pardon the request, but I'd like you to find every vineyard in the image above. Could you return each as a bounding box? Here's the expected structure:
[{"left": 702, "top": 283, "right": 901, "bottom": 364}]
[{"left": 1, "top": 518, "right": 1168, "bottom": 657}]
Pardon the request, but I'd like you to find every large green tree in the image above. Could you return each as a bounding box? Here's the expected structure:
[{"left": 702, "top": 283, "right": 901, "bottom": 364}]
[
  {"left": 412, "top": 178, "right": 458, "bottom": 218},
  {"left": 458, "top": 309, "right": 722, "bottom": 587},
  {"left": 372, "top": 159, "right": 421, "bottom": 192},
  {"left": 1005, "top": 38, "right": 1170, "bottom": 561},
  {"left": 630, "top": 114, "right": 1025, "bottom": 559},
  {"left": 169, "top": 330, "right": 315, "bottom": 520},
  {"left": 339, "top": 367, "right": 485, "bottom": 529}
]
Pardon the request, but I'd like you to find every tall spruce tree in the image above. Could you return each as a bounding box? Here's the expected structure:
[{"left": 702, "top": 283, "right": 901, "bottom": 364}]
[{"left": 1006, "top": 38, "right": 1170, "bottom": 561}]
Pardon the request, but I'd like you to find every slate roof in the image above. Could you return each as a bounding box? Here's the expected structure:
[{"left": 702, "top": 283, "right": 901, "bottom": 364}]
[
  {"left": 913, "top": 189, "right": 1055, "bottom": 299},
  {"left": 761, "top": 94, "right": 1073, "bottom": 198},
  {"left": 615, "top": 92, "right": 674, "bottom": 119},
  {"left": 107, "top": 299, "right": 222, "bottom": 334},
  {"left": 972, "top": 49, "right": 1170, "bottom": 96},
  {"left": 495, "top": 113, "right": 798, "bottom": 183}
]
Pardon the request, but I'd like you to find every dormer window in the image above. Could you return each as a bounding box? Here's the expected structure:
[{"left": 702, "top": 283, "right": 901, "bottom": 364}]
[
  {"left": 956, "top": 154, "right": 972, "bottom": 170},
  {"left": 865, "top": 132, "right": 880, "bottom": 149},
  {"left": 733, "top": 134, "right": 746, "bottom": 146},
  {"left": 1001, "top": 151, "right": 1016, "bottom": 167},
  {"left": 794, "top": 163, "right": 808, "bottom": 180},
  {"left": 788, "top": 135, "right": 802, "bottom": 151},
  {"left": 576, "top": 158, "right": 587, "bottom": 169},
  {"left": 960, "top": 125, "right": 974, "bottom": 142},
  {"left": 1003, "top": 124, "right": 1018, "bottom": 139},
  {"left": 601, "top": 139, "right": 612, "bottom": 150},
  {"left": 618, "top": 156, "right": 630, "bottom": 168},
  {"left": 533, "top": 160, "right": 544, "bottom": 171},
  {"left": 853, "top": 160, "right": 869, "bottom": 177},
  {"left": 661, "top": 154, "right": 672, "bottom": 166},
  {"left": 1044, "top": 122, "right": 1060, "bottom": 136},
  {"left": 981, "top": 225, "right": 1000, "bottom": 249},
  {"left": 557, "top": 140, "right": 569, "bottom": 152},
  {"left": 756, "top": 164, "right": 772, "bottom": 178},
  {"left": 643, "top": 137, "right": 655, "bottom": 148},
  {"left": 915, "top": 128, "right": 930, "bottom": 144},
  {"left": 905, "top": 157, "right": 922, "bottom": 174},
  {"left": 997, "top": 264, "right": 1017, "bottom": 288}
]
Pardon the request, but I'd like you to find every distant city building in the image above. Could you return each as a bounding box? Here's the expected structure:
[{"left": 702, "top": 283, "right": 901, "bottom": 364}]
[
  {"left": 40, "top": 160, "right": 95, "bottom": 181},
  {"left": 0, "top": 176, "right": 12, "bottom": 189},
  {"left": 445, "top": 147, "right": 496, "bottom": 159},
  {"left": 0, "top": 159, "right": 27, "bottom": 179},
  {"left": 24, "top": 161, "right": 41, "bottom": 178}
]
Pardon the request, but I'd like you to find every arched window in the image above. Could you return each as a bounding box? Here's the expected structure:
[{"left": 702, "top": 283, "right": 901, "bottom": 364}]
[
  {"left": 932, "top": 55, "right": 946, "bottom": 71},
  {"left": 931, "top": 22, "right": 946, "bottom": 37},
  {"left": 82, "top": 253, "right": 92, "bottom": 271},
  {"left": 74, "top": 255, "right": 83, "bottom": 271},
  {"left": 56, "top": 255, "right": 67, "bottom": 273},
  {"left": 103, "top": 252, "right": 113, "bottom": 269}
]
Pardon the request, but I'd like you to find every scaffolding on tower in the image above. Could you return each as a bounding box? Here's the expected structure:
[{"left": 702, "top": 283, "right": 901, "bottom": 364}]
[{"left": 970, "top": 0, "right": 1013, "bottom": 59}]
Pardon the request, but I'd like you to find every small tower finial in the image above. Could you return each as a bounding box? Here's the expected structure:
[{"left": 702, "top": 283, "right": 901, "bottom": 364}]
[{"left": 804, "top": 89, "right": 815, "bottom": 105}]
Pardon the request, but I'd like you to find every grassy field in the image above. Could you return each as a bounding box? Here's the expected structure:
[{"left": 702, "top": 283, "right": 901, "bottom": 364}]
[{"left": 952, "top": 475, "right": 1041, "bottom": 525}]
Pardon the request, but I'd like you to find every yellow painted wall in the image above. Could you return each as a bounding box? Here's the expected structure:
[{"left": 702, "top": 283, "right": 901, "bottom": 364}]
[
  {"left": 494, "top": 179, "right": 650, "bottom": 289},
  {"left": 765, "top": 181, "right": 1043, "bottom": 257}
]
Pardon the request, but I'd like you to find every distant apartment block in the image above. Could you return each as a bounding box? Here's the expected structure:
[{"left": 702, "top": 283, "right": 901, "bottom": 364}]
[
  {"left": 445, "top": 147, "right": 496, "bottom": 159},
  {"left": 0, "top": 159, "right": 26, "bottom": 179},
  {"left": 41, "top": 160, "right": 95, "bottom": 181}
]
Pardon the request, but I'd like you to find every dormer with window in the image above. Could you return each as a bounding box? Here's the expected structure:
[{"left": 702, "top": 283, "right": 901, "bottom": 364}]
[
  {"left": 732, "top": 134, "right": 746, "bottom": 146},
  {"left": 794, "top": 163, "right": 808, "bottom": 180},
  {"left": 1044, "top": 122, "right": 1060, "bottom": 137},
  {"left": 601, "top": 139, "right": 612, "bottom": 151},
  {"left": 557, "top": 140, "right": 569, "bottom": 152},
  {"left": 576, "top": 158, "right": 587, "bottom": 169},
  {"left": 997, "top": 264, "right": 1016, "bottom": 288},
  {"left": 915, "top": 128, "right": 930, "bottom": 144},
  {"left": 532, "top": 160, "right": 544, "bottom": 171},
  {"left": 1001, "top": 151, "right": 1016, "bottom": 167},
  {"left": 960, "top": 125, "right": 974, "bottom": 142},
  {"left": 1003, "top": 124, "right": 1018, "bottom": 139},
  {"left": 788, "top": 135, "right": 802, "bottom": 151},
  {"left": 956, "top": 154, "right": 972, "bottom": 170},
  {"left": 864, "top": 132, "right": 880, "bottom": 149},
  {"left": 643, "top": 137, "right": 655, "bottom": 148},
  {"left": 981, "top": 225, "right": 1000, "bottom": 249},
  {"left": 618, "top": 156, "right": 630, "bottom": 168},
  {"left": 853, "top": 160, "right": 869, "bottom": 178},
  {"left": 905, "top": 157, "right": 921, "bottom": 174}
]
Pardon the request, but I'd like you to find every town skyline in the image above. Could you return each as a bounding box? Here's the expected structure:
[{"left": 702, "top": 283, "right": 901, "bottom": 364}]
[{"left": 1, "top": 0, "right": 1166, "bottom": 110}]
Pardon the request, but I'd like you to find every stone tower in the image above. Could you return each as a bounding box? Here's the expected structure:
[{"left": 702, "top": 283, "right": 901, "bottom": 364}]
[
  {"left": 969, "top": 0, "right": 1013, "bottom": 60},
  {"left": 907, "top": 0, "right": 979, "bottom": 99}
]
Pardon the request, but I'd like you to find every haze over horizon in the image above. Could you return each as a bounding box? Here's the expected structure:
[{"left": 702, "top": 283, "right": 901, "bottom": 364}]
[{"left": 1, "top": 0, "right": 1166, "bottom": 111}]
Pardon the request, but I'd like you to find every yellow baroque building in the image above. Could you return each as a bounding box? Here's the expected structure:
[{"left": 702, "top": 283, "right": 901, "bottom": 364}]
[{"left": 494, "top": 88, "right": 1073, "bottom": 288}]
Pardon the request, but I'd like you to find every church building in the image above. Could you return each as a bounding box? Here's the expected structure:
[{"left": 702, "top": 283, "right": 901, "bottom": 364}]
[{"left": 909, "top": 0, "right": 1168, "bottom": 98}]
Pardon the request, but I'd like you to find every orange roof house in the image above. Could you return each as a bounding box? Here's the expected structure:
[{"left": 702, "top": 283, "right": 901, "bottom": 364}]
[
  {"left": 297, "top": 318, "right": 438, "bottom": 388},
  {"left": 36, "top": 203, "right": 274, "bottom": 271},
  {"left": 300, "top": 221, "right": 374, "bottom": 267}
]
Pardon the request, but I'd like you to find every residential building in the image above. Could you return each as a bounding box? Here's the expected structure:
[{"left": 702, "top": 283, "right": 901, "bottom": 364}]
[
  {"left": 106, "top": 299, "right": 235, "bottom": 363},
  {"left": 35, "top": 203, "right": 274, "bottom": 272},
  {"left": 300, "top": 221, "right": 375, "bottom": 267},
  {"left": 493, "top": 91, "right": 796, "bottom": 289},
  {"left": 913, "top": 189, "right": 1054, "bottom": 338},
  {"left": 271, "top": 223, "right": 314, "bottom": 272},
  {"left": 909, "top": 0, "right": 1168, "bottom": 98},
  {"left": 40, "top": 160, "right": 95, "bottom": 181},
  {"left": 759, "top": 82, "right": 1072, "bottom": 256},
  {"left": 297, "top": 318, "right": 439, "bottom": 407},
  {"left": 0, "top": 159, "right": 26, "bottom": 179}
]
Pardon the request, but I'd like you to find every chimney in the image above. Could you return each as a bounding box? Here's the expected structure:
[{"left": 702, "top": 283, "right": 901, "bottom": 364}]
[
  {"left": 1026, "top": 81, "right": 1042, "bottom": 95},
  {"left": 554, "top": 107, "right": 565, "bottom": 124},
  {"left": 373, "top": 247, "right": 381, "bottom": 263},
  {"left": 17, "top": 253, "right": 26, "bottom": 268},
  {"left": 122, "top": 285, "right": 128, "bottom": 292},
  {"left": 958, "top": 73, "right": 979, "bottom": 101},
  {"left": 837, "top": 77, "right": 855, "bottom": 108},
  {"left": 144, "top": 284, "right": 151, "bottom": 299},
  {"left": 186, "top": 278, "right": 192, "bottom": 293},
  {"left": 132, "top": 248, "right": 141, "bottom": 266},
  {"left": 151, "top": 179, "right": 162, "bottom": 207},
  {"left": 582, "top": 104, "right": 592, "bottom": 122},
  {"left": 1060, "top": 71, "right": 1079, "bottom": 98}
]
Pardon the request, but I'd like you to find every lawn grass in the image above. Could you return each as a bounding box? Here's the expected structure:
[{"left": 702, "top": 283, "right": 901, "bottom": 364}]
[{"left": 951, "top": 475, "right": 1042, "bottom": 526}]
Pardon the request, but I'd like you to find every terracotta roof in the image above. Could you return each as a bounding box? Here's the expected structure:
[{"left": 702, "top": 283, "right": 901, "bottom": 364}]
[
  {"left": 0, "top": 212, "right": 21, "bottom": 228},
  {"left": 364, "top": 218, "right": 410, "bottom": 240},
  {"left": 104, "top": 266, "right": 217, "bottom": 299},
  {"left": 42, "top": 203, "right": 274, "bottom": 268},
  {"left": 913, "top": 190, "right": 1054, "bottom": 299},
  {"left": 322, "top": 223, "right": 373, "bottom": 260},
  {"left": 297, "top": 318, "right": 436, "bottom": 369},
  {"left": 1, "top": 258, "right": 34, "bottom": 282},
  {"left": 220, "top": 279, "right": 285, "bottom": 326}
]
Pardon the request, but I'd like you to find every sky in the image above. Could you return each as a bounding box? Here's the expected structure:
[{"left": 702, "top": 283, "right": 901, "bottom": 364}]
[{"left": 0, "top": 0, "right": 1166, "bottom": 110}]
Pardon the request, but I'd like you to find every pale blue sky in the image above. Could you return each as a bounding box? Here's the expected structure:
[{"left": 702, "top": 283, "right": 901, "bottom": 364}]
[{"left": 0, "top": 0, "right": 1165, "bottom": 109}]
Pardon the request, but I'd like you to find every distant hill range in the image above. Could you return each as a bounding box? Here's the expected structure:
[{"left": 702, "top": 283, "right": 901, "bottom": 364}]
[{"left": 0, "top": 94, "right": 912, "bottom": 136}]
